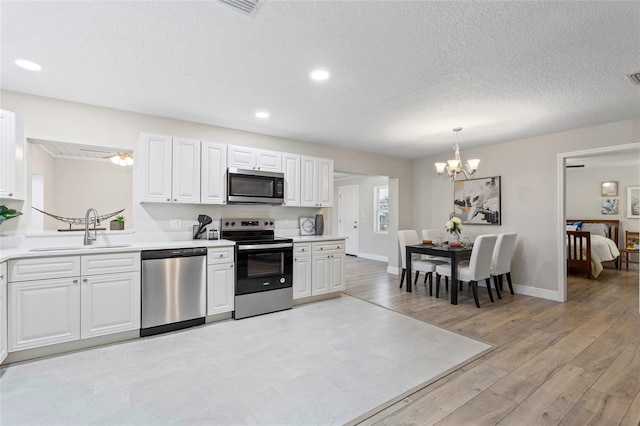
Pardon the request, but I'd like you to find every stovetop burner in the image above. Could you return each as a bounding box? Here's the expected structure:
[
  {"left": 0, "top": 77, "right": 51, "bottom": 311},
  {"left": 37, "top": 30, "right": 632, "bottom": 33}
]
[{"left": 221, "top": 217, "right": 293, "bottom": 244}]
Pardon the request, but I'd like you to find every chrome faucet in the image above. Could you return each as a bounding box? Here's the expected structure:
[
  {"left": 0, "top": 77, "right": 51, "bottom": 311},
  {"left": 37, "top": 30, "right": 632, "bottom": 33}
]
[{"left": 84, "top": 208, "right": 99, "bottom": 245}]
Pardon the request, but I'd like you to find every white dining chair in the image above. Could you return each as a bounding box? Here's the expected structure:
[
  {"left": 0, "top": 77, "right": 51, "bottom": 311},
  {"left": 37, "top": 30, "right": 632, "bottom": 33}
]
[
  {"left": 435, "top": 234, "right": 498, "bottom": 308},
  {"left": 398, "top": 230, "right": 447, "bottom": 295},
  {"left": 491, "top": 233, "right": 517, "bottom": 296}
]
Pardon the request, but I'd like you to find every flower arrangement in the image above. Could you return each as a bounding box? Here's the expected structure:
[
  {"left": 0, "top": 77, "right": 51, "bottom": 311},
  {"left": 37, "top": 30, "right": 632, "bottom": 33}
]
[
  {"left": 445, "top": 213, "right": 462, "bottom": 238},
  {"left": 0, "top": 205, "right": 22, "bottom": 226}
]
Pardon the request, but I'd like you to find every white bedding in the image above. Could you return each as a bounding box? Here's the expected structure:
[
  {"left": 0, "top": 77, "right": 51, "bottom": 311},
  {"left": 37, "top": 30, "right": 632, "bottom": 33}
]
[{"left": 590, "top": 235, "right": 620, "bottom": 278}]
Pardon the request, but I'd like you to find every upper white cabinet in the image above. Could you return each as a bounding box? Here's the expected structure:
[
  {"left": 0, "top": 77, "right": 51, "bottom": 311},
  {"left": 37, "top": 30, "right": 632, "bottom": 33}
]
[
  {"left": 139, "top": 133, "right": 200, "bottom": 203},
  {"left": 301, "top": 156, "right": 334, "bottom": 207},
  {"left": 228, "top": 145, "right": 282, "bottom": 172},
  {"left": 172, "top": 137, "right": 201, "bottom": 203},
  {"left": 282, "top": 153, "right": 301, "bottom": 207},
  {"left": 201, "top": 141, "right": 227, "bottom": 205},
  {"left": 0, "top": 109, "right": 25, "bottom": 200}
]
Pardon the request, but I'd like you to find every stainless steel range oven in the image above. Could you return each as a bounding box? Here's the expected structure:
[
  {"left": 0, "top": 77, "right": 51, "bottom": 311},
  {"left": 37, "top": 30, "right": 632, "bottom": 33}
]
[{"left": 222, "top": 218, "right": 293, "bottom": 319}]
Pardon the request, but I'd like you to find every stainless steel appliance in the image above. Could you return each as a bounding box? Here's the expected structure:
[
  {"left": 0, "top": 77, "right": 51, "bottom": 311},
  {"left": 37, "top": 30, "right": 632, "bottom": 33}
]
[
  {"left": 221, "top": 218, "right": 293, "bottom": 319},
  {"left": 227, "top": 168, "right": 285, "bottom": 204},
  {"left": 141, "top": 247, "right": 207, "bottom": 336}
]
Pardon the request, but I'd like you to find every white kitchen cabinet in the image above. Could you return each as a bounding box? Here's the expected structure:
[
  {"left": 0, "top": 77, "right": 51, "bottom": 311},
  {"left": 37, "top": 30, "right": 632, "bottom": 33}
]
[
  {"left": 300, "top": 156, "right": 334, "bottom": 207},
  {"left": 0, "top": 262, "right": 7, "bottom": 364},
  {"left": 201, "top": 141, "right": 227, "bottom": 204},
  {"left": 293, "top": 243, "right": 312, "bottom": 299},
  {"left": 139, "top": 133, "right": 201, "bottom": 203},
  {"left": 311, "top": 240, "right": 346, "bottom": 296},
  {"left": 80, "top": 272, "right": 140, "bottom": 339},
  {"left": 282, "top": 153, "right": 301, "bottom": 207},
  {"left": 0, "top": 109, "right": 25, "bottom": 200},
  {"left": 8, "top": 252, "right": 141, "bottom": 352},
  {"left": 80, "top": 252, "right": 141, "bottom": 339},
  {"left": 228, "top": 145, "right": 282, "bottom": 172},
  {"left": 9, "top": 277, "right": 81, "bottom": 351},
  {"left": 207, "top": 247, "right": 235, "bottom": 315},
  {"left": 172, "top": 137, "right": 201, "bottom": 203}
]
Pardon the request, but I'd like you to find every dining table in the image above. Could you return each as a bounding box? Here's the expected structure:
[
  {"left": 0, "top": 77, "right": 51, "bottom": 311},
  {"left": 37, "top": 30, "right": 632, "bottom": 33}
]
[{"left": 405, "top": 243, "right": 473, "bottom": 305}]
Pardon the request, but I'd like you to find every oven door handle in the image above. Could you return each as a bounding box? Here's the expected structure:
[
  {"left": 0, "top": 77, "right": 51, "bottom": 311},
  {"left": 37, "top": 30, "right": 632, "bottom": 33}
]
[{"left": 237, "top": 242, "right": 293, "bottom": 251}]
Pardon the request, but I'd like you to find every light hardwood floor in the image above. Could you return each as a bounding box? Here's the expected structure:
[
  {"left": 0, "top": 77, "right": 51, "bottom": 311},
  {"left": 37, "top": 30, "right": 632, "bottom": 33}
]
[{"left": 344, "top": 256, "right": 640, "bottom": 426}]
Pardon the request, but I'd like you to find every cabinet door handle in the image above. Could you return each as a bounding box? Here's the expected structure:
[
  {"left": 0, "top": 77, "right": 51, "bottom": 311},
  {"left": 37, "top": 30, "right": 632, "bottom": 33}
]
[
  {"left": 83, "top": 278, "right": 88, "bottom": 283},
  {"left": 173, "top": 199, "right": 177, "bottom": 201},
  {"left": 0, "top": 275, "right": 3, "bottom": 280},
  {"left": 219, "top": 254, "right": 224, "bottom": 258},
  {"left": 8, "top": 192, "right": 13, "bottom": 196},
  {"left": 230, "top": 264, "right": 233, "bottom": 268},
  {"left": 166, "top": 198, "right": 170, "bottom": 202},
  {"left": 72, "top": 279, "right": 78, "bottom": 284}
]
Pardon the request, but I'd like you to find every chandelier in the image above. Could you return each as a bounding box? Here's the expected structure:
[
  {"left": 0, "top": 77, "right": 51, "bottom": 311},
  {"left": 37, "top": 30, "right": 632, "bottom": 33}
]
[
  {"left": 434, "top": 128, "right": 479, "bottom": 181},
  {"left": 110, "top": 152, "right": 133, "bottom": 166}
]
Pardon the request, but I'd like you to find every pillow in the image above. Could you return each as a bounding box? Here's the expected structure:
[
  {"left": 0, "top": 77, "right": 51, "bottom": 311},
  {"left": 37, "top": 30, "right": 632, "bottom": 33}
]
[
  {"left": 581, "top": 223, "right": 607, "bottom": 237},
  {"left": 566, "top": 225, "right": 578, "bottom": 231},
  {"left": 567, "top": 221, "right": 583, "bottom": 231}
]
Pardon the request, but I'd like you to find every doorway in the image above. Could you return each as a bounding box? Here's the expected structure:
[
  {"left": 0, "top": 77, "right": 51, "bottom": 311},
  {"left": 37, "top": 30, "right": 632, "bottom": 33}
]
[
  {"left": 558, "top": 142, "right": 640, "bottom": 305},
  {"left": 338, "top": 185, "right": 359, "bottom": 256}
]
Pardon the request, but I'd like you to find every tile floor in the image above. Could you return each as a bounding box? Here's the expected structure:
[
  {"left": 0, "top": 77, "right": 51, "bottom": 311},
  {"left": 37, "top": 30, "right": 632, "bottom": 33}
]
[{"left": 0, "top": 295, "right": 490, "bottom": 425}]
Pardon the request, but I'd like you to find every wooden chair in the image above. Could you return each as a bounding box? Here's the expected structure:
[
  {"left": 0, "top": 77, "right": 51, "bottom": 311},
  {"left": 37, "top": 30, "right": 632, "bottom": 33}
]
[
  {"left": 619, "top": 231, "right": 639, "bottom": 270},
  {"left": 435, "top": 234, "right": 498, "bottom": 308},
  {"left": 398, "top": 230, "right": 446, "bottom": 295}
]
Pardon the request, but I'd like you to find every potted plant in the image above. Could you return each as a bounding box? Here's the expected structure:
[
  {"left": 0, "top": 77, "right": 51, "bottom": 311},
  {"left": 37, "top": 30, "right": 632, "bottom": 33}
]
[
  {"left": 110, "top": 215, "right": 125, "bottom": 231},
  {"left": 0, "top": 205, "right": 22, "bottom": 227}
]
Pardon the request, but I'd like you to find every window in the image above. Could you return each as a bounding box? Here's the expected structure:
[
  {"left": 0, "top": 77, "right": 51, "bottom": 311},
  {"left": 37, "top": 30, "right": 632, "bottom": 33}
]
[{"left": 374, "top": 185, "right": 389, "bottom": 233}]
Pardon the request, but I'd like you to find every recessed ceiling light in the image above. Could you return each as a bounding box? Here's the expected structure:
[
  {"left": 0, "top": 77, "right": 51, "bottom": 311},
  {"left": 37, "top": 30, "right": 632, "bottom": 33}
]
[
  {"left": 15, "top": 59, "right": 42, "bottom": 71},
  {"left": 310, "top": 69, "right": 330, "bottom": 81},
  {"left": 255, "top": 111, "right": 269, "bottom": 119}
]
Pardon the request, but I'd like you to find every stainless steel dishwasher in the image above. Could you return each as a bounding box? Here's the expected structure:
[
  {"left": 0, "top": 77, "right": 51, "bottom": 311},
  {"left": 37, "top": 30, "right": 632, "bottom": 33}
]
[{"left": 141, "top": 247, "right": 207, "bottom": 337}]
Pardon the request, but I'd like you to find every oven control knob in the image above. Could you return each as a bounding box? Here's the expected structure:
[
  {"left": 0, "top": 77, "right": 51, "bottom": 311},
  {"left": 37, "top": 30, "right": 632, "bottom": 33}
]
[
  {"left": 264, "top": 221, "right": 268, "bottom": 226},
  {"left": 280, "top": 277, "right": 286, "bottom": 284},
  {"left": 231, "top": 221, "right": 235, "bottom": 226},
  {"left": 224, "top": 221, "right": 229, "bottom": 226},
  {"left": 269, "top": 221, "right": 274, "bottom": 226}
]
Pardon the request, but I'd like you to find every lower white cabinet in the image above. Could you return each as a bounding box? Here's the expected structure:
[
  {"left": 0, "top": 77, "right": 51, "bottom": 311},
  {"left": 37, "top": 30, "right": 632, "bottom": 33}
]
[
  {"left": 1, "top": 262, "right": 8, "bottom": 364},
  {"left": 207, "top": 247, "right": 235, "bottom": 315},
  {"left": 9, "top": 277, "right": 81, "bottom": 351},
  {"left": 293, "top": 243, "right": 312, "bottom": 299},
  {"left": 80, "top": 272, "right": 140, "bottom": 339},
  {"left": 294, "top": 240, "right": 345, "bottom": 299},
  {"left": 8, "top": 253, "right": 141, "bottom": 352}
]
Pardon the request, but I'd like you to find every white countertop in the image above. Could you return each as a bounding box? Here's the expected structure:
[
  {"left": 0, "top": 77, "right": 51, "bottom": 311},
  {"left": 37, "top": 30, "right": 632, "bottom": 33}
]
[
  {"left": 0, "top": 235, "right": 347, "bottom": 263},
  {"left": 0, "top": 239, "right": 235, "bottom": 263},
  {"left": 288, "top": 235, "right": 347, "bottom": 242}
]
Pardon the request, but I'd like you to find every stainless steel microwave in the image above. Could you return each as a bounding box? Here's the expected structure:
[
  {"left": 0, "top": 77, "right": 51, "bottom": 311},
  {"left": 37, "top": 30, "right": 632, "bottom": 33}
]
[{"left": 227, "top": 168, "right": 285, "bottom": 204}]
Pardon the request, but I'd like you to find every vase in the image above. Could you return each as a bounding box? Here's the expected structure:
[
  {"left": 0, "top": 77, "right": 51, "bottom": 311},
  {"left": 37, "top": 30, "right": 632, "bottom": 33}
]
[
  {"left": 314, "top": 213, "right": 324, "bottom": 235},
  {"left": 449, "top": 232, "right": 461, "bottom": 244},
  {"left": 110, "top": 220, "right": 124, "bottom": 231}
]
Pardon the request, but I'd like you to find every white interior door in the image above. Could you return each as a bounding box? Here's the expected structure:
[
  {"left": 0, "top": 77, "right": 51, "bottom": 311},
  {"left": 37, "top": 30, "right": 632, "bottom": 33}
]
[{"left": 338, "top": 185, "right": 359, "bottom": 256}]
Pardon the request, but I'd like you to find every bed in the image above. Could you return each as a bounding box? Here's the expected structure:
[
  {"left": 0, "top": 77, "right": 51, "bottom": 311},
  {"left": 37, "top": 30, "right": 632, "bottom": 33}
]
[{"left": 566, "top": 219, "right": 620, "bottom": 279}]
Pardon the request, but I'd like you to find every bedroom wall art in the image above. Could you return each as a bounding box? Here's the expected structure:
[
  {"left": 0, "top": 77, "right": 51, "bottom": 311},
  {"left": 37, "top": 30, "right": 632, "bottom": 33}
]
[
  {"left": 601, "top": 181, "right": 618, "bottom": 196},
  {"left": 453, "top": 176, "right": 501, "bottom": 225},
  {"left": 627, "top": 186, "right": 639, "bottom": 218},
  {"left": 601, "top": 199, "right": 619, "bottom": 215}
]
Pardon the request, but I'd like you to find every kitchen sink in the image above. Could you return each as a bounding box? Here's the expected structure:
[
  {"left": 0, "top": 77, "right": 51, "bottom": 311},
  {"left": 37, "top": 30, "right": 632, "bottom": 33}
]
[{"left": 29, "top": 244, "right": 131, "bottom": 252}]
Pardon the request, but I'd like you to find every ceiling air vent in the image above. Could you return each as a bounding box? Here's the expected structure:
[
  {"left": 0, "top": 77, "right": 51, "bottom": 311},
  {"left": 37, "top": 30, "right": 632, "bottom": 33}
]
[
  {"left": 627, "top": 72, "right": 640, "bottom": 86},
  {"left": 219, "top": 0, "right": 261, "bottom": 16}
]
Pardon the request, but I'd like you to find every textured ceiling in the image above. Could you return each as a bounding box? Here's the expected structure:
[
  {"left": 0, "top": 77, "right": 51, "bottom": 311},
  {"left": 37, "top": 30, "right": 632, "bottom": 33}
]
[{"left": 2, "top": 1, "right": 639, "bottom": 159}]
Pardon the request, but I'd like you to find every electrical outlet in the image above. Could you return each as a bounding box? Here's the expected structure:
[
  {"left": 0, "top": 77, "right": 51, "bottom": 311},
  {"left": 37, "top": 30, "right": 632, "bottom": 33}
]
[
  {"left": 284, "top": 219, "right": 289, "bottom": 227},
  {"left": 169, "top": 219, "right": 181, "bottom": 229}
]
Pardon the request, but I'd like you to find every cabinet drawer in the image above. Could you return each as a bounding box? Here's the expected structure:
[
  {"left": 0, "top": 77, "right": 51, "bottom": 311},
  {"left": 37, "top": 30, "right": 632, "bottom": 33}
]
[
  {"left": 208, "top": 246, "right": 234, "bottom": 264},
  {"left": 9, "top": 256, "right": 80, "bottom": 282},
  {"left": 294, "top": 243, "right": 312, "bottom": 257},
  {"left": 312, "top": 241, "right": 345, "bottom": 254},
  {"left": 81, "top": 252, "right": 141, "bottom": 275}
]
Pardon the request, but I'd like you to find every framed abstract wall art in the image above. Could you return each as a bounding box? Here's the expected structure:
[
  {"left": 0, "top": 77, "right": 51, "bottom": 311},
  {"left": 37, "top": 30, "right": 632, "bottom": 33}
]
[
  {"left": 627, "top": 186, "right": 639, "bottom": 218},
  {"left": 453, "top": 176, "right": 501, "bottom": 225}
]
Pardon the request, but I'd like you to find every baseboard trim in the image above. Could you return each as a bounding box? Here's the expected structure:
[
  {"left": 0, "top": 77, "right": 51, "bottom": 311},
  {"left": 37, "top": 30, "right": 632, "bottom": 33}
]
[
  {"left": 387, "top": 266, "right": 401, "bottom": 275},
  {"left": 476, "top": 280, "right": 561, "bottom": 302},
  {"left": 358, "top": 252, "right": 388, "bottom": 263}
]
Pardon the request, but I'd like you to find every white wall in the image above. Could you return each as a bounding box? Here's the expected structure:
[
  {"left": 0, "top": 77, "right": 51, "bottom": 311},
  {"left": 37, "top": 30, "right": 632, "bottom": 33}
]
[
  {"left": 1, "top": 91, "right": 413, "bottom": 269},
  {"left": 333, "top": 175, "right": 389, "bottom": 260},
  {"left": 413, "top": 118, "right": 639, "bottom": 299},
  {"left": 567, "top": 164, "right": 639, "bottom": 242}
]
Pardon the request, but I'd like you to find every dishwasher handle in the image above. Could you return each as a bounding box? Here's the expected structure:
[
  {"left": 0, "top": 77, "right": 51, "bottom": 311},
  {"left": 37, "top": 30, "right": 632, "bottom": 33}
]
[{"left": 141, "top": 247, "right": 207, "bottom": 260}]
